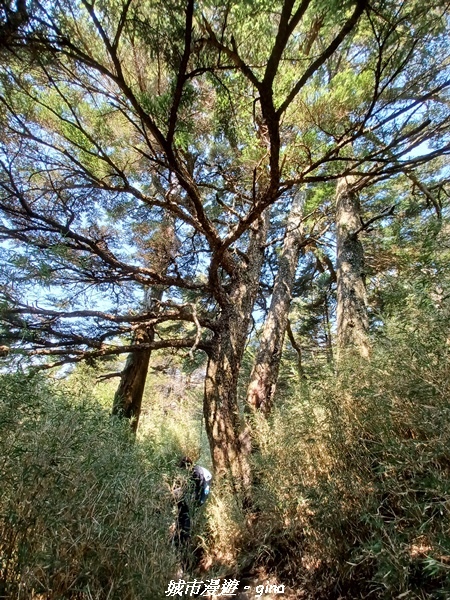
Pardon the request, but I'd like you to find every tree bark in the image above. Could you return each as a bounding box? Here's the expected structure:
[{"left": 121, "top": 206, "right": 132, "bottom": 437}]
[
  {"left": 286, "top": 319, "right": 306, "bottom": 380},
  {"left": 335, "top": 177, "right": 370, "bottom": 359},
  {"left": 246, "top": 193, "right": 305, "bottom": 416},
  {"left": 323, "top": 291, "right": 334, "bottom": 364},
  {"left": 204, "top": 214, "right": 269, "bottom": 490}
]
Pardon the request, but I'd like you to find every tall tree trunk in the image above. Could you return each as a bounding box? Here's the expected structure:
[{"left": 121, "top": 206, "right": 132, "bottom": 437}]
[
  {"left": 246, "top": 193, "right": 305, "bottom": 416},
  {"left": 112, "top": 218, "right": 177, "bottom": 432},
  {"left": 112, "top": 286, "right": 163, "bottom": 433},
  {"left": 204, "top": 214, "right": 268, "bottom": 490},
  {"left": 336, "top": 177, "right": 370, "bottom": 359}
]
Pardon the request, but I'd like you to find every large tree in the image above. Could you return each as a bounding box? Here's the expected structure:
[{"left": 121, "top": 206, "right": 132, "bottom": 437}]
[
  {"left": 335, "top": 176, "right": 371, "bottom": 358},
  {"left": 246, "top": 191, "right": 307, "bottom": 416},
  {"left": 1, "top": 0, "right": 449, "bottom": 487}
]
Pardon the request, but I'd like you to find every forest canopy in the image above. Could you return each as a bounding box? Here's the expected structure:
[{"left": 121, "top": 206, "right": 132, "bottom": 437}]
[{"left": 1, "top": 0, "right": 449, "bottom": 462}]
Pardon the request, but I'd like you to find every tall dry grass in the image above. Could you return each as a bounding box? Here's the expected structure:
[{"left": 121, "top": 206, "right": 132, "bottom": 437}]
[
  {"left": 203, "top": 294, "right": 450, "bottom": 598},
  {"left": 0, "top": 373, "right": 179, "bottom": 600}
]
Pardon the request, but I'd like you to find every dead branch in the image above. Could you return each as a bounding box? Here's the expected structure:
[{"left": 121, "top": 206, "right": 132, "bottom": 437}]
[{"left": 352, "top": 204, "right": 396, "bottom": 238}]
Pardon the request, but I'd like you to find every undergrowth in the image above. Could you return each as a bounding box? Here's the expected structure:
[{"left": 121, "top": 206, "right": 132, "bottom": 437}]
[
  {"left": 1, "top": 296, "right": 449, "bottom": 599},
  {"left": 0, "top": 373, "right": 179, "bottom": 600},
  {"left": 203, "top": 297, "right": 450, "bottom": 599}
]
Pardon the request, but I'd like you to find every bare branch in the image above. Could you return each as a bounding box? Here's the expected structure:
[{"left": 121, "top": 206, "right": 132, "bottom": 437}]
[
  {"left": 30, "top": 336, "right": 212, "bottom": 370},
  {"left": 352, "top": 204, "right": 396, "bottom": 238},
  {"left": 188, "top": 303, "right": 202, "bottom": 359},
  {"left": 404, "top": 169, "right": 442, "bottom": 219}
]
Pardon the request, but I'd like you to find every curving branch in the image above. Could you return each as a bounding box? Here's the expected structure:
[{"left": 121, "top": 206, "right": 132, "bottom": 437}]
[
  {"left": 30, "top": 336, "right": 213, "bottom": 370},
  {"left": 277, "top": 0, "right": 368, "bottom": 115}
]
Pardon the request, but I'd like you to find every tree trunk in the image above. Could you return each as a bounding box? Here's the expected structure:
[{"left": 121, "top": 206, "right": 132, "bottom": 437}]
[
  {"left": 112, "top": 218, "right": 177, "bottom": 432},
  {"left": 323, "top": 291, "right": 334, "bottom": 364},
  {"left": 204, "top": 310, "right": 251, "bottom": 489},
  {"left": 112, "top": 286, "right": 163, "bottom": 433},
  {"left": 286, "top": 319, "right": 306, "bottom": 380},
  {"left": 246, "top": 193, "right": 305, "bottom": 415},
  {"left": 336, "top": 177, "right": 370, "bottom": 359},
  {"left": 204, "top": 214, "right": 268, "bottom": 490}
]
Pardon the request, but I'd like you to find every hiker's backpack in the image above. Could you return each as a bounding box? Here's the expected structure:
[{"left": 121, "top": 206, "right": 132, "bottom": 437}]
[{"left": 193, "top": 465, "right": 212, "bottom": 505}]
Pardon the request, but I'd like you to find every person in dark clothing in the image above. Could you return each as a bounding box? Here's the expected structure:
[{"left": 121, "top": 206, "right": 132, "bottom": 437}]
[{"left": 173, "top": 457, "right": 212, "bottom": 563}]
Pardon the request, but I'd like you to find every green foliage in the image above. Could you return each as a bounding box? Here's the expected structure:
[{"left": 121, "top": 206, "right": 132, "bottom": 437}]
[
  {"left": 138, "top": 356, "right": 209, "bottom": 463},
  {"left": 0, "top": 373, "right": 179, "bottom": 600},
  {"left": 204, "top": 280, "right": 450, "bottom": 598},
  {"left": 269, "top": 313, "right": 449, "bottom": 598}
]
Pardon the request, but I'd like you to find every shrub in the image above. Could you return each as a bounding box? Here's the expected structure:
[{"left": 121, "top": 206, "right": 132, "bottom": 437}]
[
  {"left": 202, "top": 295, "right": 450, "bottom": 599},
  {"left": 0, "top": 373, "right": 178, "bottom": 600}
]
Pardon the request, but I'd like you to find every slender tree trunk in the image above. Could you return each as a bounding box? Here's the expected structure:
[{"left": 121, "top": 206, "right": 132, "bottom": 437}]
[
  {"left": 246, "top": 193, "right": 305, "bottom": 416},
  {"left": 112, "top": 286, "right": 163, "bottom": 433},
  {"left": 286, "top": 319, "right": 306, "bottom": 379},
  {"left": 335, "top": 177, "right": 370, "bottom": 359},
  {"left": 112, "top": 218, "right": 177, "bottom": 432},
  {"left": 204, "top": 214, "right": 268, "bottom": 490}
]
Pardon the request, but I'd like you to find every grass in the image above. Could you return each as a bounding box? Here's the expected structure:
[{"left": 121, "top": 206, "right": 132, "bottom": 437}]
[
  {"left": 1, "top": 295, "right": 449, "bottom": 599},
  {"left": 0, "top": 373, "right": 178, "bottom": 600}
]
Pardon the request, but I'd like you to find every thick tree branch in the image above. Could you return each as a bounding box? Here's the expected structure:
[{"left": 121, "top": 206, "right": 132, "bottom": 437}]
[
  {"left": 29, "top": 336, "right": 212, "bottom": 369},
  {"left": 167, "top": 0, "right": 194, "bottom": 147},
  {"left": 3, "top": 303, "right": 217, "bottom": 330},
  {"left": 263, "top": 0, "right": 312, "bottom": 85},
  {"left": 277, "top": 0, "right": 368, "bottom": 116}
]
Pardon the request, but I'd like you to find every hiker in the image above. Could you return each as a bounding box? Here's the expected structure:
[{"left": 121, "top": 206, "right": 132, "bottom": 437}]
[{"left": 174, "top": 457, "right": 212, "bottom": 552}]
